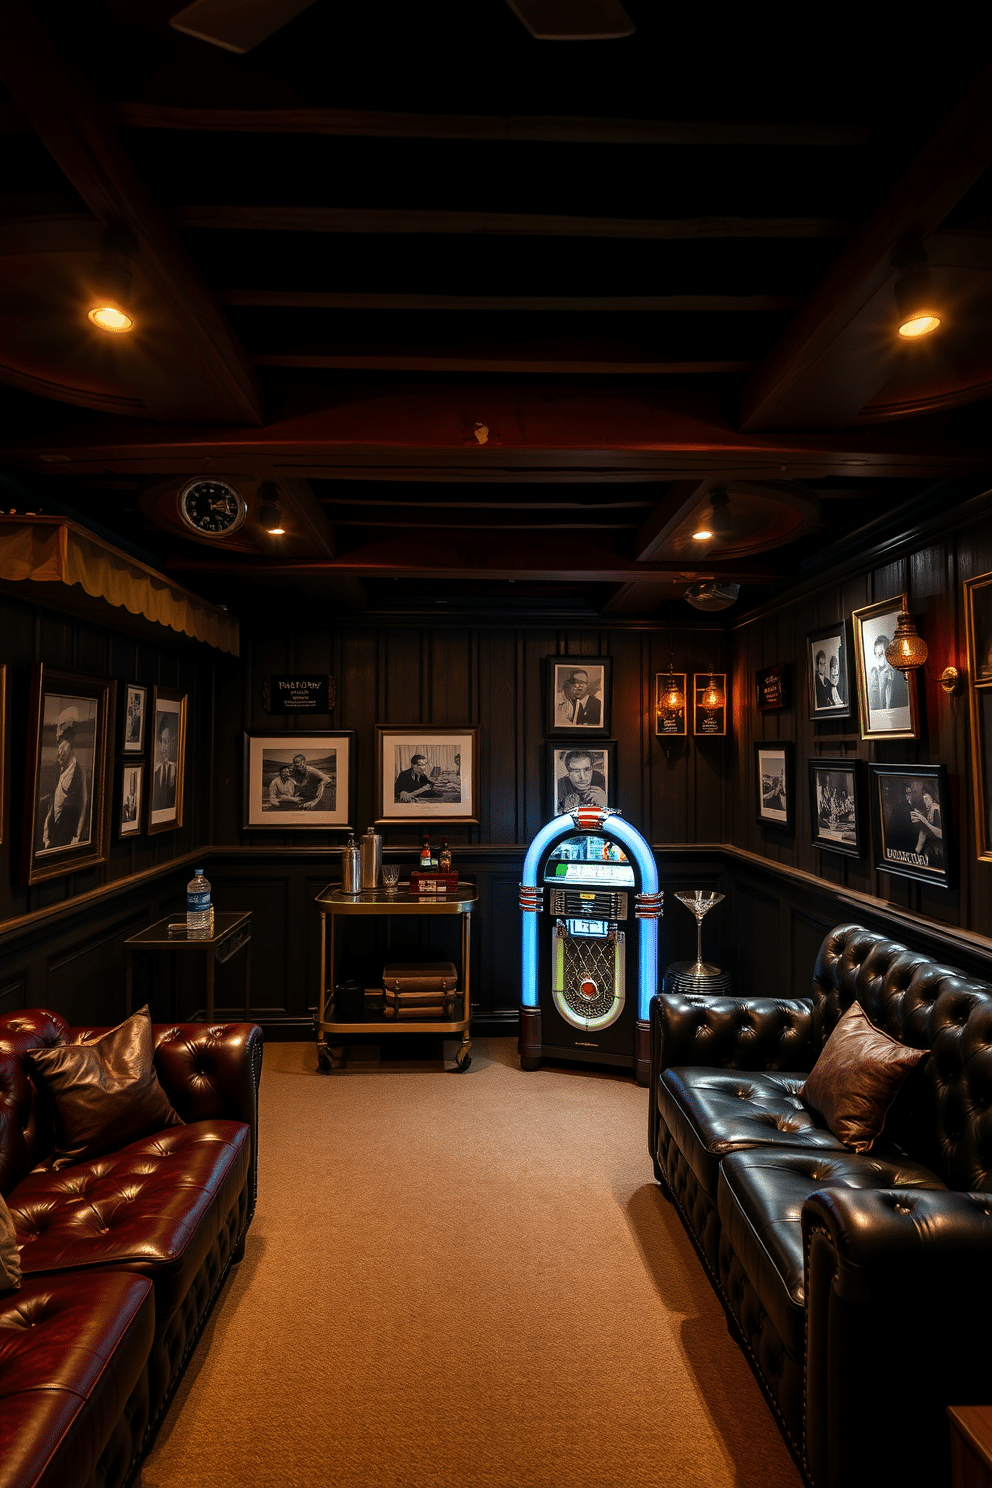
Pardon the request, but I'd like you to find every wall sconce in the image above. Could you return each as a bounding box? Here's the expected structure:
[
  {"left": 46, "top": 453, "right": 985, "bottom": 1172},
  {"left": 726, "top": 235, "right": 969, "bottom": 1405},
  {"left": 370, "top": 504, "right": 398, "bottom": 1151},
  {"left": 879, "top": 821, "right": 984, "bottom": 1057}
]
[
  {"left": 659, "top": 671, "right": 685, "bottom": 712},
  {"left": 87, "top": 230, "right": 136, "bottom": 334},
  {"left": 701, "top": 674, "right": 725, "bottom": 710},
  {"left": 884, "top": 610, "right": 963, "bottom": 695},
  {"left": 894, "top": 241, "right": 941, "bottom": 340}
]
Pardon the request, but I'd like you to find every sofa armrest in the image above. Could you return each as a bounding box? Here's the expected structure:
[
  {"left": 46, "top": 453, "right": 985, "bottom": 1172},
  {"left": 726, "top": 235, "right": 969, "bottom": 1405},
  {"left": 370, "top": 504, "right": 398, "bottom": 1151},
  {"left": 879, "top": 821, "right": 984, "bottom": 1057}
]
[
  {"left": 650, "top": 991, "right": 815, "bottom": 1074},
  {"left": 803, "top": 1187, "right": 992, "bottom": 1488}
]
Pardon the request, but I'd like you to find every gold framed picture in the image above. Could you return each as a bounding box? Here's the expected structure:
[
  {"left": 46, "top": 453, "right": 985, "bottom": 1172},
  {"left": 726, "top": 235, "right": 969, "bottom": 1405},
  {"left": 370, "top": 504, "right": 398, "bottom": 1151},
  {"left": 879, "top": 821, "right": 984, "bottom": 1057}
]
[
  {"left": 851, "top": 594, "right": 918, "bottom": 740},
  {"left": 964, "top": 570, "right": 992, "bottom": 861}
]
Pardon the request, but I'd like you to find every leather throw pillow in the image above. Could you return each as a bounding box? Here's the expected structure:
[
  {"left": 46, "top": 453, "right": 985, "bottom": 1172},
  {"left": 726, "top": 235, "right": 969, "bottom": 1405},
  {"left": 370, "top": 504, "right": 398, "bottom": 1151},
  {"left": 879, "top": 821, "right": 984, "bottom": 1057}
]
[
  {"left": 801, "top": 1000, "right": 927, "bottom": 1153},
  {"left": 0, "top": 1193, "right": 21, "bottom": 1292},
  {"left": 26, "top": 1005, "right": 183, "bottom": 1167}
]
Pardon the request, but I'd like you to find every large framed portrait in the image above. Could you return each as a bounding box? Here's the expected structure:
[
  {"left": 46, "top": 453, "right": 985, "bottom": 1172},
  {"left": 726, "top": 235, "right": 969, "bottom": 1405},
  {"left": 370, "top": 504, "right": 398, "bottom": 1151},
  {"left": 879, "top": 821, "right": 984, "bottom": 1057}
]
[
  {"left": 244, "top": 732, "right": 353, "bottom": 828},
  {"left": 546, "top": 658, "right": 611, "bottom": 736},
  {"left": 755, "top": 742, "right": 794, "bottom": 829},
  {"left": 964, "top": 571, "right": 992, "bottom": 861},
  {"left": 807, "top": 622, "right": 853, "bottom": 721},
  {"left": 869, "top": 763, "right": 954, "bottom": 889},
  {"left": 22, "top": 665, "right": 116, "bottom": 885},
  {"left": 122, "top": 682, "right": 147, "bottom": 754},
  {"left": 147, "top": 687, "right": 187, "bottom": 836},
  {"left": 852, "top": 595, "right": 918, "bottom": 740},
  {"left": 550, "top": 741, "right": 616, "bottom": 817},
  {"left": 809, "top": 757, "right": 864, "bottom": 858},
  {"left": 119, "top": 763, "right": 144, "bottom": 838},
  {"left": 376, "top": 727, "right": 478, "bottom": 824}
]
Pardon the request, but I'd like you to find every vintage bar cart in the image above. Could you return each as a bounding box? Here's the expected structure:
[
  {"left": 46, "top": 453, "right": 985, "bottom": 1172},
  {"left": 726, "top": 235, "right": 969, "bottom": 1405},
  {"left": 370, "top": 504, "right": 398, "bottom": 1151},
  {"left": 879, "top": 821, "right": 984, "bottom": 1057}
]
[{"left": 314, "top": 882, "right": 477, "bottom": 1072}]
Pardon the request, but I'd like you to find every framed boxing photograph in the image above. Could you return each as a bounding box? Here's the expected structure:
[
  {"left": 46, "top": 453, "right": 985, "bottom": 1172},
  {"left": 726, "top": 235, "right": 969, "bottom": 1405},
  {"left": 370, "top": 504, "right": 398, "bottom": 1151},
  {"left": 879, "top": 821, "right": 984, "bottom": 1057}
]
[
  {"left": 244, "top": 731, "right": 353, "bottom": 829},
  {"left": 550, "top": 742, "right": 616, "bottom": 818},
  {"left": 546, "top": 657, "right": 611, "bottom": 736},
  {"left": 376, "top": 726, "right": 478, "bottom": 824}
]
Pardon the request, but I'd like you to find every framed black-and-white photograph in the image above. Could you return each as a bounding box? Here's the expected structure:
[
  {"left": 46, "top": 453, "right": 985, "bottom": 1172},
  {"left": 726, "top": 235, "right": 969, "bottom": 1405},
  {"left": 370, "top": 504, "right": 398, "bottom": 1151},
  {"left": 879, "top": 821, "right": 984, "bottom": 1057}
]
[
  {"left": 376, "top": 727, "right": 478, "bottom": 824},
  {"left": 22, "top": 664, "right": 116, "bottom": 885},
  {"left": 807, "top": 622, "right": 852, "bottom": 721},
  {"left": 550, "top": 742, "right": 616, "bottom": 817},
  {"left": 119, "top": 763, "right": 144, "bottom": 838},
  {"left": 0, "top": 663, "right": 5, "bottom": 844},
  {"left": 122, "top": 682, "right": 147, "bottom": 754},
  {"left": 965, "top": 570, "right": 992, "bottom": 685},
  {"left": 755, "top": 742, "right": 793, "bottom": 829},
  {"left": 969, "top": 688, "right": 992, "bottom": 862},
  {"left": 869, "top": 763, "right": 953, "bottom": 888},
  {"left": 756, "top": 663, "right": 790, "bottom": 712},
  {"left": 809, "top": 757, "right": 864, "bottom": 858},
  {"left": 852, "top": 595, "right": 918, "bottom": 740},
  {"left": 655, "top": 673, "right": 687, "bottom": 736},
  {"left": 147, "top": 687, "right": 187, "bottom": 836},
  {"left": 546, "top": 657, "right": 611, "bottom": 736},
  {"left": 244, "top": 732, "right": 353, "bottom": 829},
  {"left": 694, "top": 674, "right": 727, "bottom": 736}
]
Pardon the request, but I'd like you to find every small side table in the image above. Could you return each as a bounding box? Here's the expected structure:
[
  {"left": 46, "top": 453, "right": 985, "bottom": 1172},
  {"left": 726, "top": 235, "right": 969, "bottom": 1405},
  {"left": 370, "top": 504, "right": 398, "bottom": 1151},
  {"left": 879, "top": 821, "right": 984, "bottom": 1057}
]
[{"left": 124, "top": 912, "right": 252, "bottom": 1023}]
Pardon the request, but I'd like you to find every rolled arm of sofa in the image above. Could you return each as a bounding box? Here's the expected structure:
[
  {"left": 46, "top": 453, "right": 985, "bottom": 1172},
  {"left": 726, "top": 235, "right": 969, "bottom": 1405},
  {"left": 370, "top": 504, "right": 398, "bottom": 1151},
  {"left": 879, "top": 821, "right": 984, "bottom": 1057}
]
[
  {"left": 803, "top": 1187, "right": 992, "bottom": 1488},
  {"left": 152, "top": 1022, "right": 262, "bottom": 1129},
  {"left": 650, "top": 991, "right": 815, "bottom": 1074}
]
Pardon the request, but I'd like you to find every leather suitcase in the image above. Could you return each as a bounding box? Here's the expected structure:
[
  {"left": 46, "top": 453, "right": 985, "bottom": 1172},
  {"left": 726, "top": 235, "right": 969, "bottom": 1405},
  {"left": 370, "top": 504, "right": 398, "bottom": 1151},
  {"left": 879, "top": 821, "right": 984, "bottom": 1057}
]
[
  {"left": 382, "top": 1005, "right": 449, "bottom": 1020},
  {"left": 383, "top": 988, "right": 458, "bottom": 1007},
  {"left": 382, "top": 961, "right": 458, "bottom": 993}
]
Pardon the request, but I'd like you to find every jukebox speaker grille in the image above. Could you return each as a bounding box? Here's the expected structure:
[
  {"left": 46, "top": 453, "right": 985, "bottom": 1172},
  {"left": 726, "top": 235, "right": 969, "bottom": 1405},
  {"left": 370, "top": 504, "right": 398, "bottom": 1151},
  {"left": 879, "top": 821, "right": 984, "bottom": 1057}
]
[{"left": 552, "top": 924, "right": 625, "bottom": 1029}]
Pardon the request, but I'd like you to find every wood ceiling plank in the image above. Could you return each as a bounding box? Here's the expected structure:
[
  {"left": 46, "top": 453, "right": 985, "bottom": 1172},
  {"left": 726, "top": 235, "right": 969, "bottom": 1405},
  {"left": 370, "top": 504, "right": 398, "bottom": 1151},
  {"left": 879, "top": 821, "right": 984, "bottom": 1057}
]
[
  {"left": 634, "top": 481, "right": 711, "bottom": 560},
  {"left": 112, "top": 103, "right": 868, "bottom": 148},
  {"left": 261, "top": 473, "right": 337, "bottom": 559},
  {"left": 601, "top": 579, "right": 690, "bottom": 613},
  {"left": 0, "top": 3, "right": 262, "bottom": 426},
  {"left": 252, "top": 353, "right": 755, "bottom": 374},
  {"left": 740, "top": 59, "right": 992, "bottom": 432},
  {"left": 220, "top": 291, "right": 800, "bottom": 312},
  {"left": 179, "top": 205, "right": 848, "bottom": 239}
]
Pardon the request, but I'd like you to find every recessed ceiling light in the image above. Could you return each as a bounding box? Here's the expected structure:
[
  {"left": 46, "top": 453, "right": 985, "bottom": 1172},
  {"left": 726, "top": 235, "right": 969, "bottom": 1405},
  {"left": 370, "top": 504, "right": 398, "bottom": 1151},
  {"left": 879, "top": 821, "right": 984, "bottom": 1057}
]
[{"left": 87, "top": 304, "right": 134, "bottom": 333}]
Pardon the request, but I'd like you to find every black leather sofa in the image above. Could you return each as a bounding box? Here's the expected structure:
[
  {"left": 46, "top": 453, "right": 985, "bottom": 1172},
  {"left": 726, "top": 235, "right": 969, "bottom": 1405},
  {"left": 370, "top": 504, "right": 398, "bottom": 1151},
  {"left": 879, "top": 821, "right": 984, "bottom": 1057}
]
[{"left": 649, "top": 922, "right": 992, "bottom": 1488}]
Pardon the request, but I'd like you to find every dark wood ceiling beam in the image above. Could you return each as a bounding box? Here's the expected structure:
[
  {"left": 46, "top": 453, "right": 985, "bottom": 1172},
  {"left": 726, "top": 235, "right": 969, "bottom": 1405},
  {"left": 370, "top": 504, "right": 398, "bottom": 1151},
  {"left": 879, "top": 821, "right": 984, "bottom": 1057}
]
[
  {"left": 252, "top": 352, "right": 755, "bottom": 375},
  {"left": 221, "top": 291, "right": 800, "bottom": 312},
  {"left": 601, "top": 580, "right": 685, "bottom": 614},
  {"left": 179, "top": 205, "right": 848, "bottom": 240},
  {"left": 740, "top": 59, "right": 992, "bottom": 432},
  {"left": 261, "top": 473, "right": 337, "bottom": 559},
  {"left": 0, "top": 4, "right": 262, "bottom": 426},
  {"left": 112, "top": 103, "right": 868, "bottom": 148},
  {"left": 324, "top": 513, "right": 640, "bottom": 530},
  {"left": 634, "top": 481, "right": 711, "bottom": 560}
]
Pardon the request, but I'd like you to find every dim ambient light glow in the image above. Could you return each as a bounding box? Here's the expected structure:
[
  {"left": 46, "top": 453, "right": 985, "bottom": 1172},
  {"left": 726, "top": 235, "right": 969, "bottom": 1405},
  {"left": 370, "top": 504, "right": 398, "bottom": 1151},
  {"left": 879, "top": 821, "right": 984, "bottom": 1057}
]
[
  {"left": 87, "top": 304, "right": 134, "bottom": 333},
  {"left": 898, "top": 311, "right": 941, "bottom": 339}
]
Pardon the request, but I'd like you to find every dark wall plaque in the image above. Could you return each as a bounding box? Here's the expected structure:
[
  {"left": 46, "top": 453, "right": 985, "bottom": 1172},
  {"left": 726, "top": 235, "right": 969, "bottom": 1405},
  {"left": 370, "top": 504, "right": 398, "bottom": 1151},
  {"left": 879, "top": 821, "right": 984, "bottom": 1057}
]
[
  {"left": 263, "top": 675, "right": 336, "bottom": 713},
  {"left": 756, "top": 663, "right": 790, "bottom": 712}
]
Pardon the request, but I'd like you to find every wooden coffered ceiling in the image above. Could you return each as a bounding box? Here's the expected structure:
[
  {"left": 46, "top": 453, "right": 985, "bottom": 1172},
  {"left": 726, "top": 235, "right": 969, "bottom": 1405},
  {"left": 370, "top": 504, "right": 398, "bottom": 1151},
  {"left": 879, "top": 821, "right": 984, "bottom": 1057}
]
[{"left": 0, "top": 1, "right": 990, "bottom": 619}]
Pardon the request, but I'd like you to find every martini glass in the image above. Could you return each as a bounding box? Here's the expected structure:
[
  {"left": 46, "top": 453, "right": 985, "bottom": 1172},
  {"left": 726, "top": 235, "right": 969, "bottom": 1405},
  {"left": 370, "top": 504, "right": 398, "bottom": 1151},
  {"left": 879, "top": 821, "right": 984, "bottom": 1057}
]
[{"left": 674, "top": 890, "right": 725, "bottom": 977}]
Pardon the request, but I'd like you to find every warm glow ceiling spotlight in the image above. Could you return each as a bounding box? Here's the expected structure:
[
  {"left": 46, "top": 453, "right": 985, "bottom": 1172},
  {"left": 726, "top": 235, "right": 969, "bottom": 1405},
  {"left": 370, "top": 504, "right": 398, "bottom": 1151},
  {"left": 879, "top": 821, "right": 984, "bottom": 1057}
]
[
  {"left": 87, "top": 230, "right": 136, "bottom": 334},
  {"left": 259, "top": 489, "right": 286, "bottom": 535},
  {"left": 692, "top": 526, "right": 712, "bottom": 541},
  {"left": 884, "top": 611, "right": 929, "bottom": 671},
  {"left": 894, "top": 242, "right": 941, "bottom": 340}
]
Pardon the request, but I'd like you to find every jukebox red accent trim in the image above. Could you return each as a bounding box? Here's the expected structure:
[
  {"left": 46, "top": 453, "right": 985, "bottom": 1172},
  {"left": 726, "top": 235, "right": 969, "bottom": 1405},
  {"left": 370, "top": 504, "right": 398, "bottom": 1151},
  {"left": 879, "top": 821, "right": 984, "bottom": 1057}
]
[
  {"left": 573, "top": 806, "right": 607, "bottom": 831},
  {"left": 634, "top": 891, "right": 664, "bottom": 920},
  {"left": 519, "top": 885, "right": 544, "bottom": 913}
]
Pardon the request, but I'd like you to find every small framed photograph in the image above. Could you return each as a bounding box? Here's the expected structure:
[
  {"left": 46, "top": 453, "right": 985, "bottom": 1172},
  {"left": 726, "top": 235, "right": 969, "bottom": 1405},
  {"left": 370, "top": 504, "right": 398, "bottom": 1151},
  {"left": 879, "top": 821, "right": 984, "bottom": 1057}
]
[
  {"left": 119, "top": 763, "right": 144, "bottom": 838},
  {"left": 244, "top": 732, "right": 353, "bottom": 829},
  {"left": 756, "top": 663, "right": 790, "bottom": 712},
  {"left": 852, "top": 595, "right": 918, "bottom": 740},
  {"left": 148, "top": 687, "right": 187, "bottom": 836},
  {"left": 122, "top": 682, "right": 147, "bottom": 754},
  {"left": 547, "top": 658, "right": 611, "bottom": 736},
  {"left": 376, "top": 727, "right": 478, "bottom": 824},
  {"left": 550, "top": 742, "right": 615, "bottom": 817},
  {"left": 807, "top": 622, "right": 853, "bottom": 721},
  {"left": 694, "top": 674, "right": 727, "bottom": 736},
  {"left": 869, "top": 763, "right": 953, "bottom": 888},
  {"left": 22, "top": 665, "right": 116, "bottom": 884},
  {"left": 809, "top": 757, "right": 864, "bottom": 858},
  {"left": 655, "top": 672, "right": 687, "bottom": 736},
  {"left": 965, "top": 570, "right": 992, "bottom": 685},
  {"left": 755, "top": 742, "right": 794, "bottom": 829}
]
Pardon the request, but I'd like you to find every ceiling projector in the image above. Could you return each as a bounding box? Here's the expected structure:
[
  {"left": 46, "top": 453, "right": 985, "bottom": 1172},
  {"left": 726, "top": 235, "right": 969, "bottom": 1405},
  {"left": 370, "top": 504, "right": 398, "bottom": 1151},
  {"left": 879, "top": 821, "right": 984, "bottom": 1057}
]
[{"left": 685, "top": 582, "right": 740, "bottom": 611}]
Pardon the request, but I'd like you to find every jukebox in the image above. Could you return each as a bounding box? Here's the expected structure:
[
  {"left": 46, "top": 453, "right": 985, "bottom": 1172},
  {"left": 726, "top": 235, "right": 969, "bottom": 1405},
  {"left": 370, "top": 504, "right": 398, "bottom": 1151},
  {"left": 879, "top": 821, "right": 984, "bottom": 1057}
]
[{"left": 518, "top": 806, "right": 662, "bottom": 1085}]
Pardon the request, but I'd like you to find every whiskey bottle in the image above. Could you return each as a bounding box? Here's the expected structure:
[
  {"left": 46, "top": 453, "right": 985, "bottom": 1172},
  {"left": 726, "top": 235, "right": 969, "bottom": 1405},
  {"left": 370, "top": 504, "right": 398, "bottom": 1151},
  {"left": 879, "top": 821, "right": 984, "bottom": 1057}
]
[
  {"left": 420, "top": 834, "right": 432, "bottom": 869},
  {"left": 439, "top": 837, "right": 451, "bottom": 872}
]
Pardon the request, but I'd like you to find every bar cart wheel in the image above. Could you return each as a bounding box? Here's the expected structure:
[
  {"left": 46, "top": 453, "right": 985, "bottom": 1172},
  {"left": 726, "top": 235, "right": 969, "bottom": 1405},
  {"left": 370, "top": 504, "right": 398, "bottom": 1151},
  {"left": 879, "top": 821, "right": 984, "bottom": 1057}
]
[{"left": 454, "top": 1040, "right": 472, "bottom": 1072}]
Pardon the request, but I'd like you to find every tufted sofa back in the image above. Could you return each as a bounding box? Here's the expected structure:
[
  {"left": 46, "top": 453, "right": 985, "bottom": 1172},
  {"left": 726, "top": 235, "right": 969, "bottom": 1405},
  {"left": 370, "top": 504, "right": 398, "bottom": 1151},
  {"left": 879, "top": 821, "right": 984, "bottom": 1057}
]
[
  {"left": 812, "top": 923, "right": 992, "bottom": 1191},
  {"left": 0, "top": 1009, "right": 68, "bottom": 1194}
]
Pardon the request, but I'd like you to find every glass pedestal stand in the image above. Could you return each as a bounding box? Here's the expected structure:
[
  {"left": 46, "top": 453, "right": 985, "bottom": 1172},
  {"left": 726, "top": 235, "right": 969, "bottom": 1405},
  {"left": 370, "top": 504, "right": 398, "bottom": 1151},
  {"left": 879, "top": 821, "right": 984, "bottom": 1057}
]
[{"left": 665, "top": 891, "right": 732, "bottom": 996}]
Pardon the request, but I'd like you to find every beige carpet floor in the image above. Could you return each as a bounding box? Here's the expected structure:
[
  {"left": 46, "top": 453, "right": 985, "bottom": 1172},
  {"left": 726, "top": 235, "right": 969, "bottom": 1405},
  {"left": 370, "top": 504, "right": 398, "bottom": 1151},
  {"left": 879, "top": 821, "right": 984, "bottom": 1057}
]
[{"left": 139, "top": 1039, "right": 802, "bottom": 1488}]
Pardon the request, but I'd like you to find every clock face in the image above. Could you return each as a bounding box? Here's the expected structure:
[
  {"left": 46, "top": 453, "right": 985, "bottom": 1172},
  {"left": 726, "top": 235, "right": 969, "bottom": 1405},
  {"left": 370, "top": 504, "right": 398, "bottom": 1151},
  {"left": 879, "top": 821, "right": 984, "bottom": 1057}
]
[{"left": 177, "top": 479, "right": 247, "bottom": 537}]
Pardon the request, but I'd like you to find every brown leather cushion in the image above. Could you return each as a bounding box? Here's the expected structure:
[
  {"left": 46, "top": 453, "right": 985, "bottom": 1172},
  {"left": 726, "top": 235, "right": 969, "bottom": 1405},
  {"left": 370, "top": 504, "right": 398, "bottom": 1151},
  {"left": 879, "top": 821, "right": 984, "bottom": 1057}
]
[
  {"left": 25, "top": 1005, "right": 183, "bottom": 1167},
  {"left": 801, "top": 1000, "right": 927, "bottom": 1152},
  {"left": 0, "top": 1193, "right": 20, "bottom": 1291}
]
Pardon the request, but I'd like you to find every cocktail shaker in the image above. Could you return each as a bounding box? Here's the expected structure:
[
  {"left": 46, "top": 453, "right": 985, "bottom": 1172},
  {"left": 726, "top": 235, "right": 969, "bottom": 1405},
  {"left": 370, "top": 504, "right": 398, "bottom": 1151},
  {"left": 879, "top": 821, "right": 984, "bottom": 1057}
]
[
  {"left": 360, "top": 825, "right": 382, "bottom": 889},
  {"left": 341, "top": 833, "right": 361, "bottom": 894}
]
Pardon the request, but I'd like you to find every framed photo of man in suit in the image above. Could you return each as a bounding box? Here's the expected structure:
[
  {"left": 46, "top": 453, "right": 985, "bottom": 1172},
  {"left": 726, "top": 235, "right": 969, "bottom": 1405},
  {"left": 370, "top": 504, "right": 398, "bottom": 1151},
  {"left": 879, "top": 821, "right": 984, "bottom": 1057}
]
[
  {"left": 852, "top": 595, "right": 918, "bottom": 740},
  {"left": 546, "top": 657, "right": 611, "bottom": 737},
  {"left": 147, "top": 687, "right": 187, "bottom": 835},
  {"left": 806, "top": 622, "right": 852, "bottom": 721}
]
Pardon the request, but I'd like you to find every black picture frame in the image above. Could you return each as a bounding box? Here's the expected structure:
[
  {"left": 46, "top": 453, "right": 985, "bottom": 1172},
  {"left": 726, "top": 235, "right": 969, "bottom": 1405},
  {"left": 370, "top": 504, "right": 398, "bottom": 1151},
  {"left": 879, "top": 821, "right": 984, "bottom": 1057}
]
[
  {"left": 119, "top": 762, "right": 144, "bottom": 838},
  {"left": 244, "top": 731, "right": 354, "bottom": 829},
  {"left": 550, "top": 741, "right": 616, "bottom": 817},
  {"left": 122, "top": 682, "right": 147, "bottom": 754},
  {"left": 375, "top": 726, "right": 479, "bottom": 825},
  {"left": 869, "top": 763, "right": 954, "bottom": 888},
  {"left": 756, "top": 663, "right": 790, "bottom": 712},
  {"left": 546, "top": 657, "right": 611, "bottom": 736},
  {"left": 806, "top": 621, "right": 853, "bottom": 721},
  {"left": 809, "top": 757, "right": 864, "bottom": 858},
  {"left": 755, "top": 741, "right": 794, "bottom": 829},
  {"left": 22, "top": 664, "right": 116, "bottom": 885},
  {"left": 147, "top": 686, "right": 187, "bottom": 836},
  {"left": 964, "top": 570, "right": 992, "bottom": 861}
]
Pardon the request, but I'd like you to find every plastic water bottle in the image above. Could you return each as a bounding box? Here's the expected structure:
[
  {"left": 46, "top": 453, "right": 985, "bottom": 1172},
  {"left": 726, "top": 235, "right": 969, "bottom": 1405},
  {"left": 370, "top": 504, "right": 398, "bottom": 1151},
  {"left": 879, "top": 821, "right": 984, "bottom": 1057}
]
[{"left": 187, "top": 867, "right": 212, "bottom": 932}]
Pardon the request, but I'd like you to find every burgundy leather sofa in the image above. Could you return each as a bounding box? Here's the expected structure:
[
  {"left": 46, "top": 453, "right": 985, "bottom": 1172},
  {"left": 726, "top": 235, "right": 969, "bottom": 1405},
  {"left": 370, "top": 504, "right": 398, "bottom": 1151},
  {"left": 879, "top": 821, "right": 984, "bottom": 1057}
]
[
  {"left": 649, "top": 923, "right": 992, "bottom": 1488},
  {"left": 0, "top": 1010, "right": 262, "bottom": 1488}
]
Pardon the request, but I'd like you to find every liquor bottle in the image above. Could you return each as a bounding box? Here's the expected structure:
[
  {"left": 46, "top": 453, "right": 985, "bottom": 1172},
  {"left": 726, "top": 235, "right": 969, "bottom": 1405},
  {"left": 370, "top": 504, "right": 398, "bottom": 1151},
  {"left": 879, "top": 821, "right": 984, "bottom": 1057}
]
[
  {"left": 439, "top": 837, "right": 452, "bottom": 872},
  {"left": 186, "top": 866, "right": 211, "bottom": 932},
  {"left": 420, "top": 834, "right": 432, "bottom": 869}
]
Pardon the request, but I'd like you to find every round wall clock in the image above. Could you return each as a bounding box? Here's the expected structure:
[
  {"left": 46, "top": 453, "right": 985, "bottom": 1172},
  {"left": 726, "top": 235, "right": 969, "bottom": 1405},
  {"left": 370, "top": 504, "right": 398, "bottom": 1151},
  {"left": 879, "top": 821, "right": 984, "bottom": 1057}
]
[{"left": 177, "top": 478, "right": 248, "bottom": 538}]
